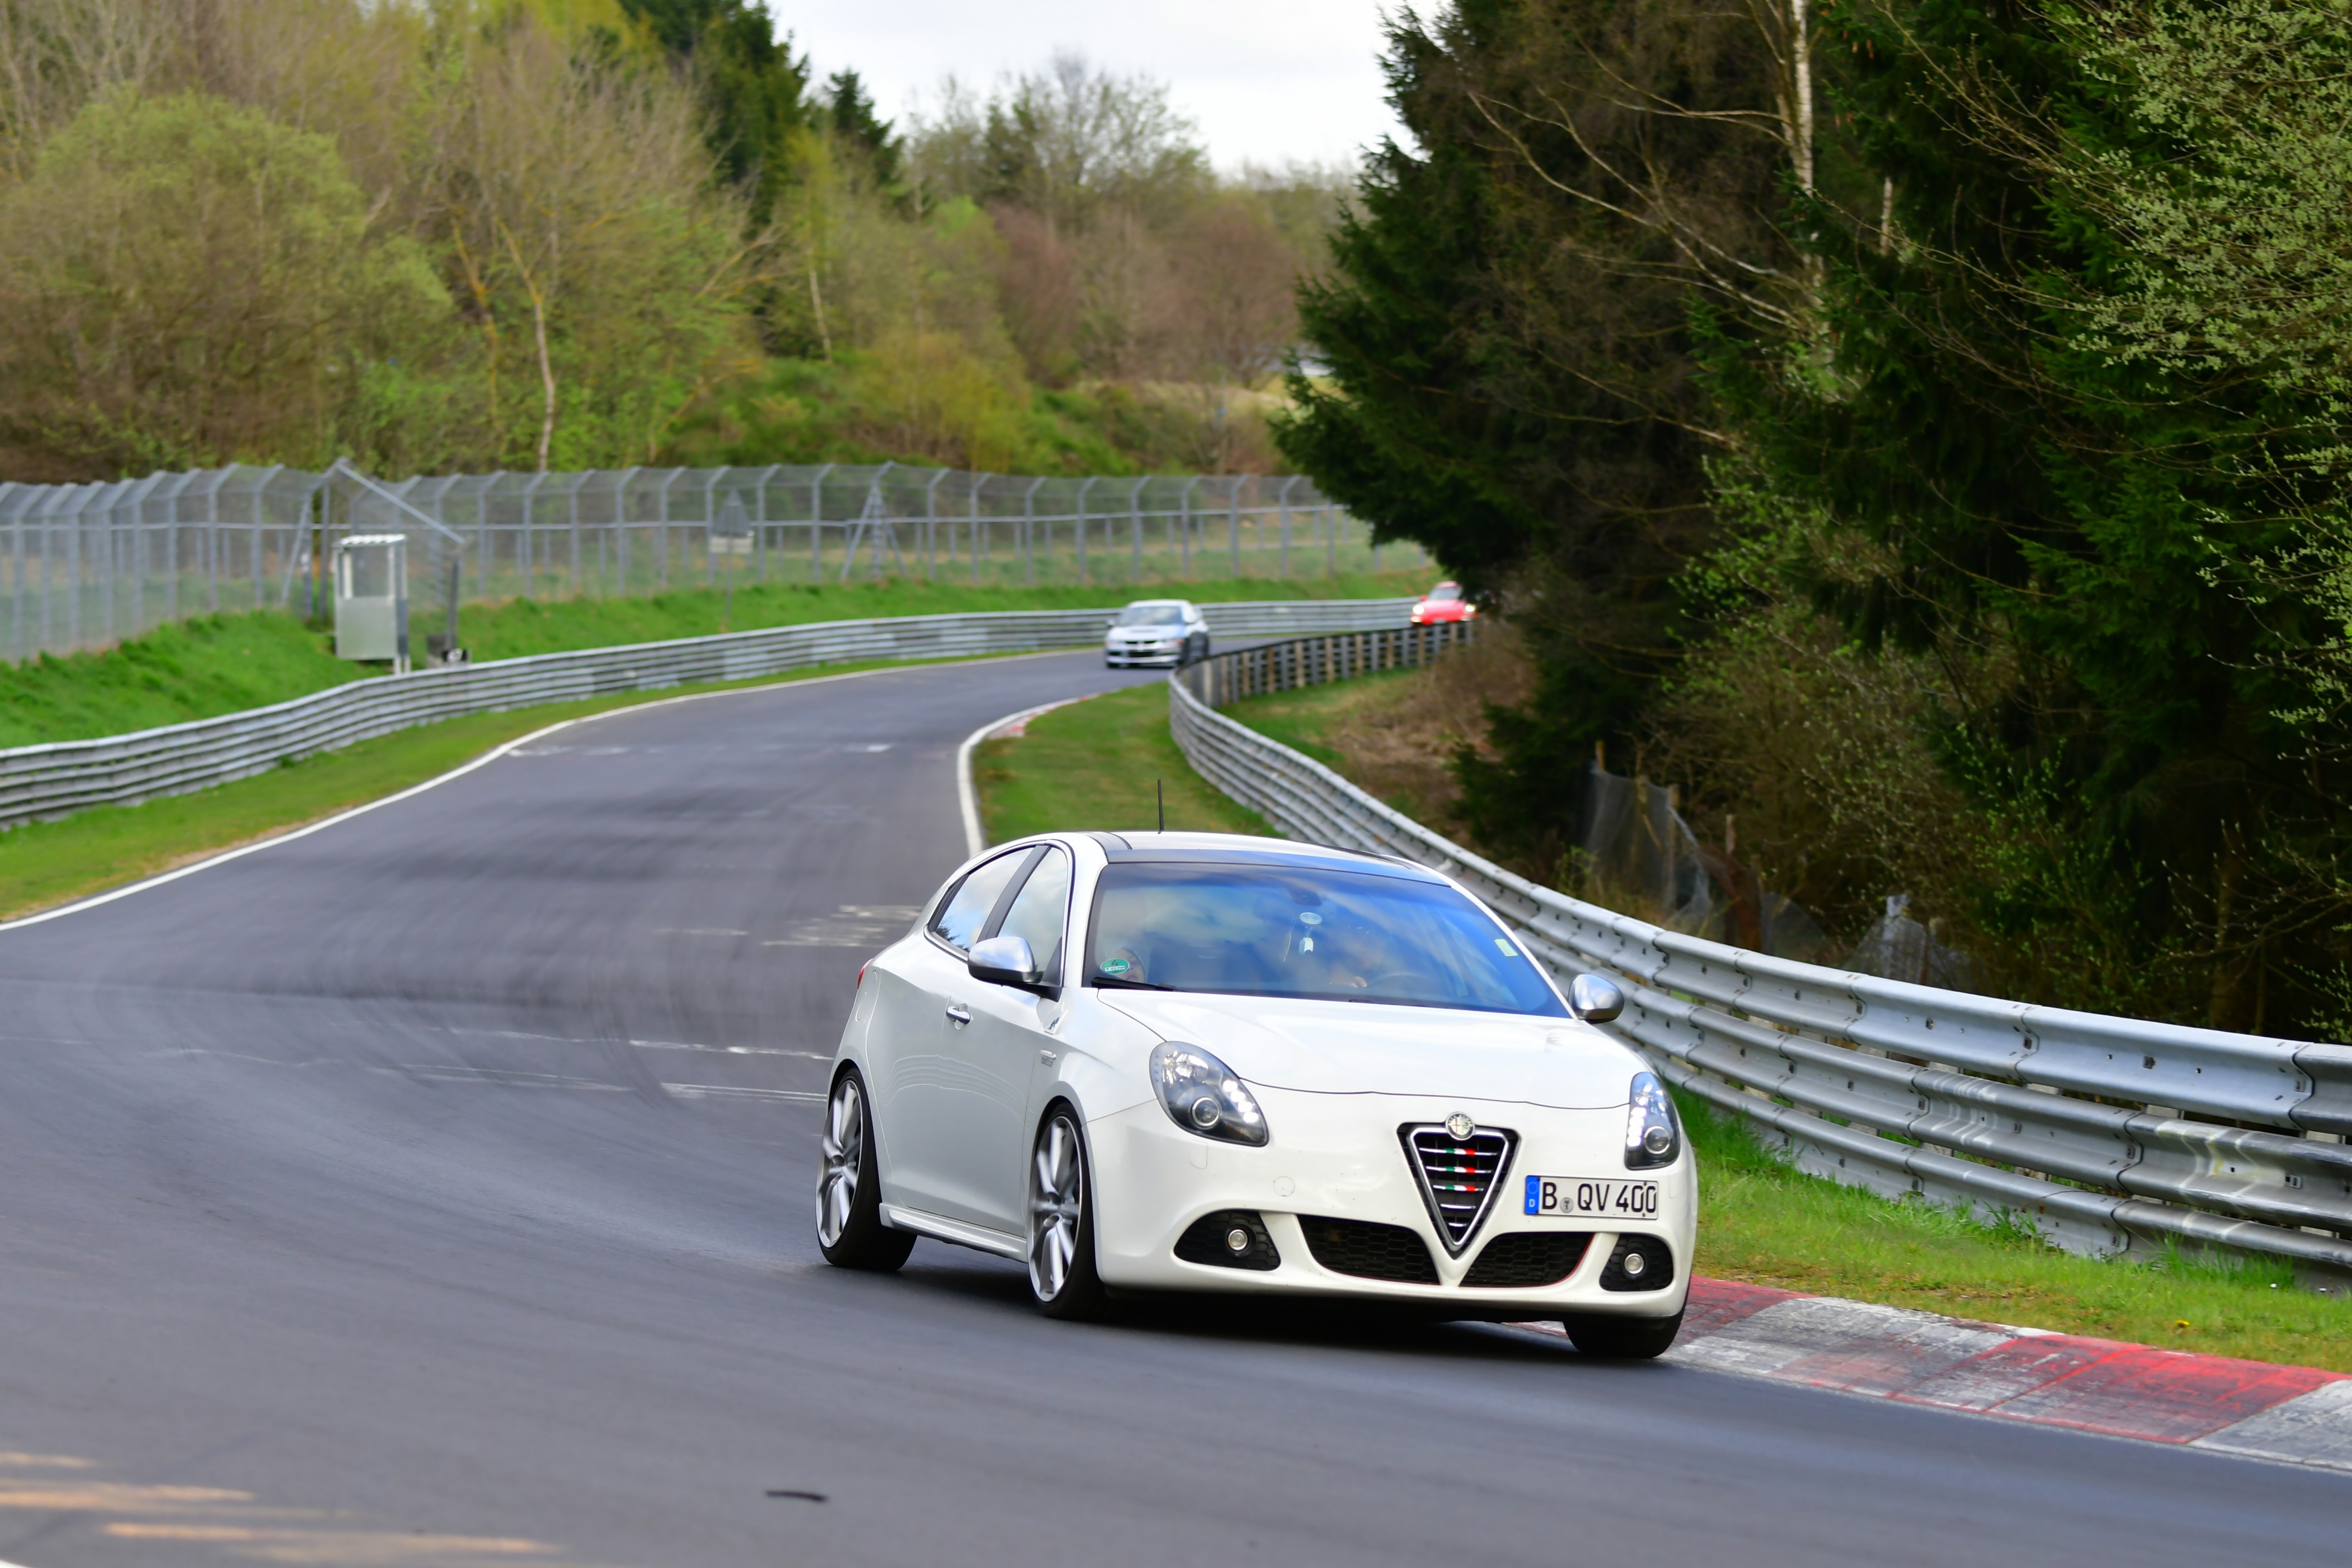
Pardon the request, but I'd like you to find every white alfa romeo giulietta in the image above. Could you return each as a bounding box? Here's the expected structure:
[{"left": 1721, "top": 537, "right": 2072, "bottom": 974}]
[{"left": 816, "top": 831, "right": 1695, "bottom": 1357}]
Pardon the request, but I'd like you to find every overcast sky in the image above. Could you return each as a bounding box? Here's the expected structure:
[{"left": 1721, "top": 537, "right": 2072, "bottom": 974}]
[{"left": 777, "top": 0, "right": 1407, "bottom": 173}]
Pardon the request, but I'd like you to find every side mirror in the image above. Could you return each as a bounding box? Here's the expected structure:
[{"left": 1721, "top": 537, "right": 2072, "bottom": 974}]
[
  {"left": 1569, "top": 972, "right": 1626, "bottom": 1024},
  {"left": 969, "top": 934, "right": 1042, "bottom": 990}
]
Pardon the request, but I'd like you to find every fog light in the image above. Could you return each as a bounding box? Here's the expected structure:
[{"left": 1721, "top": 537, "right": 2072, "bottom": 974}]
[
  {"left": 1621, "top": 1251, "right": 1647, "bottom": 1278},
  {"left": 1190, "top": 1095, "right": 1222, "bottom": 1129},
  {"left": 1174, "top": 1210, "right": 1281, "bottom": 1271}
]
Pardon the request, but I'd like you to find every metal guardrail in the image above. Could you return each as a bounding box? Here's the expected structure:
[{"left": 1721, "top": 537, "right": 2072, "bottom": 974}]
[
  {"left": 0, "top": 599, "right": 1410, "bottom": 831},
  {"left": 1171, "top": 635, "right": 2352, "bottom": 1276}
]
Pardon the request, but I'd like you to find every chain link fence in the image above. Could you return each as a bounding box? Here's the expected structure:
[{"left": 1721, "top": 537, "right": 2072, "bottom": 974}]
[{"left": 0, "top": 461, "right": 1426, "bottom": 663}]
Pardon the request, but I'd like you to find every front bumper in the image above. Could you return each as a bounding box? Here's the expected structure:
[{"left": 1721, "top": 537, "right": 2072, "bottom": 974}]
[
  {"left": 1086, "top": 1085, "right": 1694, "bottom": 1316},
  {"left": 1105, "top": 639, "right": 1185, "bottom": 667}
]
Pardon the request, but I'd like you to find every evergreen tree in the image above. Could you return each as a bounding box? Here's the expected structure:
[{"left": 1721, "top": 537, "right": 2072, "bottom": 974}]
[
  {"left": 617, "top": 0, "right": 810, "bottom": 212},
  {"left": 825, "top": 69, "right": 900, "bottom": 189},
  {"left": 1279, "top": 0, "right": 1803, "bottom": 870},
  {"left": 1716, "top": 0, "right": 2346, "bottom": 1027}
]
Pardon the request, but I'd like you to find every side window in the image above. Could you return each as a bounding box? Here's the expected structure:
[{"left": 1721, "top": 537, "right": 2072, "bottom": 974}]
[
  {"left": 928, "top": 851, "right": 1031, "bottom": 952},
  {"left": 990, "top": 847, "right": 1072, "bottom": 982}
]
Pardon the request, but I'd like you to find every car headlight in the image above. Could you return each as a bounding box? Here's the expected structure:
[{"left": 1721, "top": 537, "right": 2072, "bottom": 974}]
[
  {"left": 1150, "top": 1041, "right": 1270, "bottom": 1146},
  {"left": 1625, "top": 1071, "right": 1680, "bottom": 1168}
]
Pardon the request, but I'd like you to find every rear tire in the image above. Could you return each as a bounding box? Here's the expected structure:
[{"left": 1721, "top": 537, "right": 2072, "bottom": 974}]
[
  {"left": 1562, "top": 1308, "right": 1684, "bottom": 1360},
  {"left": 1027, "top": 1108, "right": 1110, "bottom": 1320},
  {"left": 816, "top": 1068, "right": 916, "bottom": 1272}
]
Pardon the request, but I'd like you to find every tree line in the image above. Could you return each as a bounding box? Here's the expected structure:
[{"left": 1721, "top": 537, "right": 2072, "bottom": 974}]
[
  {"left": 0, "top": 0, "right": 1343, "bottom": 482},
  {"left": 1284, "top": 0, "right": 2352, "bottom": 1035}
]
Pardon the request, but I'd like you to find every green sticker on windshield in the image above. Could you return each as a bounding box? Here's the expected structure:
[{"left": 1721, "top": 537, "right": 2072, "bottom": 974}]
[
  {"left": 1101, "top": 957, "right": 1131, "bottom": 975},
  {"left": 1495, "top": 938, "right": 1519, "bottom": 957}
]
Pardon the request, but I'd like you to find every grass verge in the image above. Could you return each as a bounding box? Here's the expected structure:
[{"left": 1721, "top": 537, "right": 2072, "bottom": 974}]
[
  {"left": 1221, "top": 671, "right": 1416, "bottom": 771},
  {"left": 1, "top": 571, "right": 1428, "bottom": 751},
  {"left": 971, "top": 667, "right": 2352, "bottom": 1365},
  {"left": 0, "top": 656, "right": 953, "bottom": 923},
  {"left": 1686, "top": 1094, "right": 2352, "bottom": 1368},
  {"left": 974, "top": 681, "right": 1267, "bottom": 845}
]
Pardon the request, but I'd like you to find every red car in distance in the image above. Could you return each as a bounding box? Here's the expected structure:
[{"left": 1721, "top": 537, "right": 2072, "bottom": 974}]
[{"left": 1409, "top": 581, "right": 1478, "bottom": 625}]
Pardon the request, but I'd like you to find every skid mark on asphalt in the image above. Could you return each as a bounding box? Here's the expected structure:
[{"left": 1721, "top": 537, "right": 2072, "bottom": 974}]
[
  {"left": 0, "top": 1451, "right": 608, "bottom": 1567},
  {"left": 660, "top": 1083, "right": 823, "bottom": 1102},
  {"left": 759, "top": 905, "right": 923, "bottom": 948}
]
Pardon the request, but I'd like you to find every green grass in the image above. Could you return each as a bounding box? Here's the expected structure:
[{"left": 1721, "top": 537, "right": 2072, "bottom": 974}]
[
  {"left": 1220, "top": 671, "right": 1417, "bottom": 770},
  {"left": 0, "top": 657, "right": 944, "bottom": 922},
  {"left": 1, "top": 572, "right": 1425, "bottom": 750},
  {"left": 1684, "top": 1091, "right": 2352, "bottom": 1368},
  {"left": 974, "top": 682, "right": 1269, "bottom": 845},
  {"left": 0, "top": 613, "right": 366, "bottom": 748},
  {"left": 971, "top": 661, "right": 2352, "bottom": 1365}
]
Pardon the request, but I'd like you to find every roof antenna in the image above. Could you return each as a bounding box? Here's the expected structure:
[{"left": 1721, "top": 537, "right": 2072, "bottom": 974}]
[{"left": 1157, "top": 778, "right": 1165, "bottom": 833}]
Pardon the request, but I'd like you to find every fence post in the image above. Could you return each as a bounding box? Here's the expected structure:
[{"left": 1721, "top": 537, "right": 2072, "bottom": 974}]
[
  {"left": 1128, "top": 476, "right": 1147, "bottom": 582},
  {"left": 923, "top": 467, "right": 946, "bottom": 583},
  {"left": 1278, "top": 476, "right": 1301, "bottom": 579},
  {"left": 1075, "top": 477, "right": 1097, "bottom": 586},
  {"left": 968, "top": 472, "right": 985, "bottom": 585},
  {"left": 1180, "top": 477, "right": 1199, "bottom": 580},
  {"left": 754, "top": 464, "right": 779, "bottom": 585},
  {"left": 1023, "top": 476, "right": 1044, "bottom": 586},
  {"left": 1227, "top": 476, "right": 1243, "bottom": 577},
  {"left": 809, "top": 462, "right": 833, "bottom": 583},
  {"left": 6, "top": 485, "right": 21, "bottom": 663}
]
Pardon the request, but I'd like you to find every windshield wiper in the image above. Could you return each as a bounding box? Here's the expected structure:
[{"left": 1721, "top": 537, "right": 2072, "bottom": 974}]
[{"left": 1088, "top": 974, "right": 1172, "bottom": 991}]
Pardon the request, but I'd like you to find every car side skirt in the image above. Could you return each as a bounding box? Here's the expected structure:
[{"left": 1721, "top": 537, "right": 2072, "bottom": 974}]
[{"left": 880, "top": 1203, "right": 1027, "bottom": 1260}]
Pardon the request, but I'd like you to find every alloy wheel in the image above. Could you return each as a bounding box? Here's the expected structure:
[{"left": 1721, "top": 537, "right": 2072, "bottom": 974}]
[
  {"left": 817, "top": 1074, "right": 864, "bottom": 1248},
  {"left": 1028, "top": 1113, "right": 1085, "bottom": 1300}
]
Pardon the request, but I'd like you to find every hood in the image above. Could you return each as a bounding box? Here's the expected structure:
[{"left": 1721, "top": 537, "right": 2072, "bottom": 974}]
[{"left": 1097, "top": 991, "right": 1640, "bottom": 1108}]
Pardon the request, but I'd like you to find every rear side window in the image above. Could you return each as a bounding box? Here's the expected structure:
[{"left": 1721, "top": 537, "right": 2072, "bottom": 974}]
[{"left": 928, "top": 851, "right": 1030, "bottom": 952}]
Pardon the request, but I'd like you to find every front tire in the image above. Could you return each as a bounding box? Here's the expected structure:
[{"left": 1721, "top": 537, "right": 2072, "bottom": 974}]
[
  {"left": 1027, "top": 1107, "right": 1109, "bottom": 1319},
  {"left": 1562, "top": 1308, "right": 1683, "bottom": 1360},
  {"left": 816, "top": 1069, "right": 916, "bottom": 1271}
]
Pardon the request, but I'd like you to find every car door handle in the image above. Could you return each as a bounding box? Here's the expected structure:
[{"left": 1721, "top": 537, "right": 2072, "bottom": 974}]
[{"left": 945, "top": 1004, "right": 971, "bottom": 1025}]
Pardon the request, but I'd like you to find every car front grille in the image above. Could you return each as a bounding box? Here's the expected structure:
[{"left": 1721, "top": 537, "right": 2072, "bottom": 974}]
[
  {"left": 1298, "top": 1216, "right": 1439, "bottom": 1284},
  {"left": 1461, "top": 1230, "right": 1593, "bottom": 1289},
  {"left": 1402, "top": 1124, "right": 1517, "bottom": 1254}
]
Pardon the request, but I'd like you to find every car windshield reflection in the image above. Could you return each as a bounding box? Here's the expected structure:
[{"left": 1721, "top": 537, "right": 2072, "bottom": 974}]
[
  {"left": 1087, "top": 862, "right": 1566, "bottom": 1015},
  {"left": 1116, "top": 604, "right": 1186, "bottom": 626}
]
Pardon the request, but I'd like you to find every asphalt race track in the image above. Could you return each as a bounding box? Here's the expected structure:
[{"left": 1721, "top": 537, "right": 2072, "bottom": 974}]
[{"left": 0, "top": 650, "right": 2343, "bottom": 1568}]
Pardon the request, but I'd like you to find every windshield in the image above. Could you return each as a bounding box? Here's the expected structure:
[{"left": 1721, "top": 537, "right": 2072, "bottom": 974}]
[
  {"left": 1085, "top": 862, "right": 1566, "bottom": 1015},
  {"left": 1427, "top": 583, "right": 1462, "bottom": 602},
  {"left": 1117, "top": 603, "right": 1185, "bottom": 627}
]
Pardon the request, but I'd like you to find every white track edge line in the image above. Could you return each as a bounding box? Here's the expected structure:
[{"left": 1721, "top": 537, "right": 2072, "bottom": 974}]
[
  {"left": 956, "top": 696, "right": 1093, "bottom": 857},
  {"left": 1, "top": 653, "right": 1070, "bottom": 936}
]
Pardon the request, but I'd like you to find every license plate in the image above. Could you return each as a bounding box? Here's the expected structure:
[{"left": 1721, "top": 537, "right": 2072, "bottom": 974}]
[{"left": 1524, "top": 1175, "right": 1660, "bottom": 1220}]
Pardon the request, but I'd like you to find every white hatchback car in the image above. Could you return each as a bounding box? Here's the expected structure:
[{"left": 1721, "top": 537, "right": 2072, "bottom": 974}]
[
  {"left": 1103, "top": 600, "right": 1209, "bottom": 667},
  {"left": 816, "top": 832, "right": 1695, "bottom": 1357}
]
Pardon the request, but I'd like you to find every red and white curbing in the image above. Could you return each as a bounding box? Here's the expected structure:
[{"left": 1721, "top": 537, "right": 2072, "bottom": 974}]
[{"left": 1522, "top": 1279, "right": 2352, "bottom": 1472}]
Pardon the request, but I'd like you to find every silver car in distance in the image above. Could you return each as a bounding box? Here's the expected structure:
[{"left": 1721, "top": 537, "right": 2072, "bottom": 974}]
[
  {"left": 817, "top": 831, "right": 1694, "bottom": 1358},
  {"left": 1103, "top": 600, "right": 1209, "bottom": 668}
]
